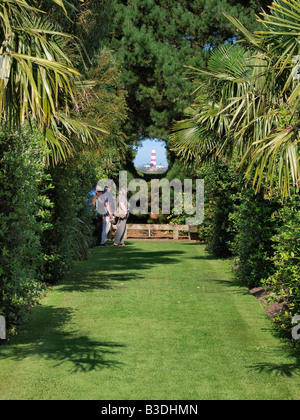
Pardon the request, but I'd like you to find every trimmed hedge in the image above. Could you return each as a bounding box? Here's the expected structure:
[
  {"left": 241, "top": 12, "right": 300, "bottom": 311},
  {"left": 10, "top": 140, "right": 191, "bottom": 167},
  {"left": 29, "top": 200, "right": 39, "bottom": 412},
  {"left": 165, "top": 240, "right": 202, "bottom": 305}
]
[
  {"left": 230, "top": 188, "right": 280, "bottom": 288},
  {"left": 262, "top": 194, "right": 300, "bottom": 345},
  {"left": 0, "top": 127, "right": 49, "bottom": 332},
  {"left": 0, "top": 128, "right": 104, "bottom": 336},
  {"left": 197, "top": 162, "right": 242, "bottom": 258},
  {"left": 196, "top": 161, "right": 300, "bottom": 343}
]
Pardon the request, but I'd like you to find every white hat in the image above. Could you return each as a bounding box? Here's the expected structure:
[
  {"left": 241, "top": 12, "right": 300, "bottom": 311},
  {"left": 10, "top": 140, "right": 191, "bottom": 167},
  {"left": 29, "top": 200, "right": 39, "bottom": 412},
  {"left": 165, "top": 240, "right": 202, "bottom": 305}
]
[{"left": 96, "top": 185, "right": 103, "bottom": 192}]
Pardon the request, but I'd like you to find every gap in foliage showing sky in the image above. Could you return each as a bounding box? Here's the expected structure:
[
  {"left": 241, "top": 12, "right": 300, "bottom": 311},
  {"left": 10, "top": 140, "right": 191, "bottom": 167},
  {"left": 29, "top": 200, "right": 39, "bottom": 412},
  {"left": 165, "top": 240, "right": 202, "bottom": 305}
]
[{"left": 133, "top": 139, "right": 168, "bottom": 167}]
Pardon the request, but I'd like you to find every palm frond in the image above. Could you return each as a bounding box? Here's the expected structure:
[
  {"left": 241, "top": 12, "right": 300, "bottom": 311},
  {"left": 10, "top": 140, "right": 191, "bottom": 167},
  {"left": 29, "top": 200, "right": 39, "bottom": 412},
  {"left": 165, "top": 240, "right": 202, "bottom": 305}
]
[
  {"left": 0, "top": 0, "right": 103, "bottom": 164},
  {"left": 241, "top": 127, "right": 300, "bottom": 195},
  {"left": 171, "top": 0, "right": 300, "bottom": 197}
]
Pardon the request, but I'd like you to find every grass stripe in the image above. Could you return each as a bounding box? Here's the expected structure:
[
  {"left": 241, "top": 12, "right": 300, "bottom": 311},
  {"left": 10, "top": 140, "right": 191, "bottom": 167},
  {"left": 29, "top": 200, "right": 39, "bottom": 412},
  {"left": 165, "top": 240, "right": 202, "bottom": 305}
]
[{"left": 0, "top": 242, "right": 299, "bottom": 400}]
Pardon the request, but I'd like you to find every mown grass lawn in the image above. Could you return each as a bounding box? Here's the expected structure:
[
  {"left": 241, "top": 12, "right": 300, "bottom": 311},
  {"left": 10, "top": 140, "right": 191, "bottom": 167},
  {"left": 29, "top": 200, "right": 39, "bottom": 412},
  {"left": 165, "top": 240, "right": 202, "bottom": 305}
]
[{"left": 0, "top": 241, "right": 300, "bottom": 400}]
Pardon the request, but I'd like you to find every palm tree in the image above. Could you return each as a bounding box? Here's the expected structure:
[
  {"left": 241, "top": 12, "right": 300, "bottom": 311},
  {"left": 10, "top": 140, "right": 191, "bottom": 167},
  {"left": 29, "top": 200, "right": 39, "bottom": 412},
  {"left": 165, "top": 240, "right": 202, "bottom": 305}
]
[
  {"left": 171, "top": 0, "right": 300, "bottom": 197},
  {"left": 0, "top": 0, "right": 107, "bottom": 164}
]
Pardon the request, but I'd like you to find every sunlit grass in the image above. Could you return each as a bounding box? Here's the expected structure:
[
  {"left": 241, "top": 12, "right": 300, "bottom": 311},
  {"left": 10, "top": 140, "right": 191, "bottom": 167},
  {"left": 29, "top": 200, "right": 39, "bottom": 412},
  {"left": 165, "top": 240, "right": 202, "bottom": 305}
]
[{"left": 0, "top": 241, "right": 299, "bottom": 400}]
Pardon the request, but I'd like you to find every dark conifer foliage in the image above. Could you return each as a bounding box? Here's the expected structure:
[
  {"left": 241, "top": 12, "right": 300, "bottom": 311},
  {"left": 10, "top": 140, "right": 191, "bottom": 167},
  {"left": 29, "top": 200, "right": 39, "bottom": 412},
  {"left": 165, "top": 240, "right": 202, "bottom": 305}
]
[
  {"left": 106, "top": 0, "right": 271, "bottom": 142},
  {"left": 37, "top": 0, "right": 271, "bottom": 143}
]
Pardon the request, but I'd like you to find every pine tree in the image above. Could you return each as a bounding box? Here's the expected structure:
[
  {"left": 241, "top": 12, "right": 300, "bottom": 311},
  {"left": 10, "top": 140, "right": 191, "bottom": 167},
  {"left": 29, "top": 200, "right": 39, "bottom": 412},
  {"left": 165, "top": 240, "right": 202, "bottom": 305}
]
[{"left": 107, "top": 0, "right": 271, "bottom": 143}]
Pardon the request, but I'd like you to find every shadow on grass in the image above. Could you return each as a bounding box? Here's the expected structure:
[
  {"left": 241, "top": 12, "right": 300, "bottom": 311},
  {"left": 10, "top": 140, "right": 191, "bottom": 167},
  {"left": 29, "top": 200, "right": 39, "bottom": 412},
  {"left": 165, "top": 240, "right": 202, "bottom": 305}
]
[
  {"left": 0, "top": 305, "right": 125, "bottom": 373},
  {"left": 0, "top": 245, "right": 185, "bottom": 372},
  {"left": 248, "top": 356, "right": 300, "bottom": 378},
  {"left": 186, "top": 245, "right": 300, "bottom": 377},
  {"left": 60, "top": 245, "right": 185, "bottom": 292},
  {"left": 208, "top": 277, "right": 248, "bottom": 294}
]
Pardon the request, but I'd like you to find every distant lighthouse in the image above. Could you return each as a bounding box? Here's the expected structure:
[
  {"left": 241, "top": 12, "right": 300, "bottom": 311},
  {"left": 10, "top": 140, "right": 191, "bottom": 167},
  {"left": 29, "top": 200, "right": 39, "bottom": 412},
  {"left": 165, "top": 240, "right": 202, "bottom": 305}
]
[{"left": 151, "top": 148, "right": 156, "bottom": 167}]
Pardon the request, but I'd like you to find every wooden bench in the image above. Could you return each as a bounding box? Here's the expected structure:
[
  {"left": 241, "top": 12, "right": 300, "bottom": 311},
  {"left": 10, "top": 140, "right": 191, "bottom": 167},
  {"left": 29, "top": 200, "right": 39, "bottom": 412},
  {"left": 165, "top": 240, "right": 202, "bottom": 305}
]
[{"left": 112, "top": 223, "right": 199, "bottom": 241}]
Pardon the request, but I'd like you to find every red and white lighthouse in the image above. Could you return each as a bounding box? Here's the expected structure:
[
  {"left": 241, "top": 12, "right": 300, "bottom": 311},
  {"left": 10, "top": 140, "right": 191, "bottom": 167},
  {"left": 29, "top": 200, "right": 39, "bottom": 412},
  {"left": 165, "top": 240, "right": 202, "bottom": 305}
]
[{"left": 151, "top": 148, "right": 156, "bottom": 167}]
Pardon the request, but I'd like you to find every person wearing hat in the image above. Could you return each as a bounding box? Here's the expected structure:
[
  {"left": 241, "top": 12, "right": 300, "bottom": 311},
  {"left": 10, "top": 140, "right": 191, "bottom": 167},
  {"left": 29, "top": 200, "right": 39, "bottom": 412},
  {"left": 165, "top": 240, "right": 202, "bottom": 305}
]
[{"left": 92, "top": 186, "right": 104, "bottom": 246}]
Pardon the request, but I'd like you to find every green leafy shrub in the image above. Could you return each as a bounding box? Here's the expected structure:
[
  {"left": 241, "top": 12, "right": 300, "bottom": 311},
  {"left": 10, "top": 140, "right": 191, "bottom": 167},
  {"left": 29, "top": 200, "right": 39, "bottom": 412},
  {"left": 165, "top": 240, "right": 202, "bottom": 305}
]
[
  {"left": 262, "top": 194, "right": 300, "bottom": 344},
  {"left": 41, "top": 157, "right": 96, "bottom": 284},
  {"left": 0, "top": 128, "right": 106, "bottom": 333},
  {"left": 0, "top": 127, "right": 49, "bottom": 332},
  {"left": 230, "top": 188, "right": 280, "bottom": 288},
  {"left": 197, "top": 162, "right": 241, "bottom": 258},
  {"left": 194, "top": 162, "right": 280, "bottom": 289}
]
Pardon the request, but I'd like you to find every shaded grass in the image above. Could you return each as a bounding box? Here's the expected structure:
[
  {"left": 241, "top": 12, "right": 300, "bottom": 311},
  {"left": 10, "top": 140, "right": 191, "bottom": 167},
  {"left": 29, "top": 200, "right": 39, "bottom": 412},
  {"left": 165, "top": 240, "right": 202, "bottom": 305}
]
[{"left": 0, "top": 241, "right": 300, "bottom": 400}]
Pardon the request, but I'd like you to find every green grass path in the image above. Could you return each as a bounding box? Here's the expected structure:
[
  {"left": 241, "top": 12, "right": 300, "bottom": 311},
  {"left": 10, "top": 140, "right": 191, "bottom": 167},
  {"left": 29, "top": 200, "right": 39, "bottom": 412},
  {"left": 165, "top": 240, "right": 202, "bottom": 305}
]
[{"left": 1, "top": 241, "right": 300, "bottom": 400}]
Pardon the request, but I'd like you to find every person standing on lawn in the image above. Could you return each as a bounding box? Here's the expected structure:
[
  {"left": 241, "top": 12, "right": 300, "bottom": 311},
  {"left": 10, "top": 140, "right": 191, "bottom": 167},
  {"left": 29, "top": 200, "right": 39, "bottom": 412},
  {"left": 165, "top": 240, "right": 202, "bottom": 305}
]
[
  {"left": 92, "top": 186, "right": 104, "bottom": 246},
  {"left": 114, "top": 187, "right": 129, "bottom": 247},
  {"left": 100, "top": 182, "right": 115, "bottom": 246}
]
